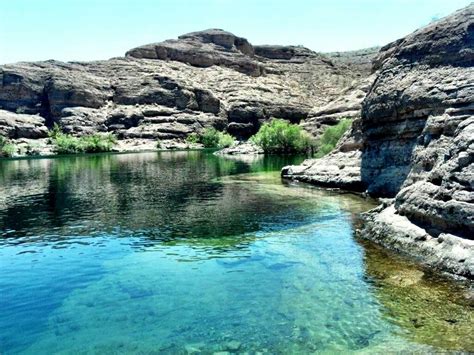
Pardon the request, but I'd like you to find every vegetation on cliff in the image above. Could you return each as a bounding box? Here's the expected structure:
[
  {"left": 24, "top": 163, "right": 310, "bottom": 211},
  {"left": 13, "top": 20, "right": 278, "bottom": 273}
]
[
  {"left": 314, "top": 119, "right": 352, "bottom": 158},
  {"left": 250, "top": 119, "right": 315, "bottom": 154},
  {"left": 0, "top": 136, "right": 16, "bottom": 157}
]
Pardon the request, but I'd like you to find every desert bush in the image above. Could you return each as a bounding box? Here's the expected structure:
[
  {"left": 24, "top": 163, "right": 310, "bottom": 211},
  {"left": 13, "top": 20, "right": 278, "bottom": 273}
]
[
  {"left": 250, "top": 118, "right": 315, "bottom": 154},
  {"left": 200, "top": 128, "right": 221, "bottom": 148},
  {"left": 185, "top": 132, "right": 200, "bottom": 144},
  {"left": 215, "top": 131, "right": 235, "bottom": 149},
  {"left": 81, "top": 133, "right": 117, "bottom": 153},
  {"left": 314, "top": 119, "right": 352, "bottom": 158},
  {"left": 48, "top": 123, "right": 63, "bottom": 140},
  {"left": 187, "top": 128, "right": 235, "bottom": 149},
  {"left": 52, "top": 132, "right": 117, "bottom": 154},
  {"left": 0, "top": 136, "right": 16, "bottom": 157}
]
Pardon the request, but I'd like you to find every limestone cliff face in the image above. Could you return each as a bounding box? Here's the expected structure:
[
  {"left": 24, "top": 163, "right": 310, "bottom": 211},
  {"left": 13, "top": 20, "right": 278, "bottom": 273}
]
[
  {"left": 283, "top": 4, "right": 474, "bottom": 278},
  {"left": 0, "top": 29, "right": 367, "bottom": 142}
]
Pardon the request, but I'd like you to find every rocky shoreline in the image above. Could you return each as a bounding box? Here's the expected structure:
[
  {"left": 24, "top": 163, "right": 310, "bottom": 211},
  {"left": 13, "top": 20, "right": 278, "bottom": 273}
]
[
  {"left": 283, "top": 4, "right": 474, "bottom": 279},
  {"left": 0, "top": 136, "right": 206, "bottom": 158}
]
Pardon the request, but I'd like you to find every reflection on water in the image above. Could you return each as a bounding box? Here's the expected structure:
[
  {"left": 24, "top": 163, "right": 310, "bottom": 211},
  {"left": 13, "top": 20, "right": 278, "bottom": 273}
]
[{"left": 0, "top": 152, "right": 472, "bottom": 354}]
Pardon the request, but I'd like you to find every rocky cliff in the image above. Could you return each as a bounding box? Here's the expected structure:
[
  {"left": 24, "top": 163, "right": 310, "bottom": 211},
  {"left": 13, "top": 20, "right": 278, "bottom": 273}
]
[
  {"left": 0, "top": 29, "right": 371, "bottom": 149},
  {"left": 283, "top": 4, "right": 474, "bottom": 278}
]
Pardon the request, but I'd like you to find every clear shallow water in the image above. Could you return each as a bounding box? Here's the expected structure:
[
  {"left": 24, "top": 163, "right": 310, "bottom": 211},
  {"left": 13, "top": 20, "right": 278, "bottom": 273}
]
[{"left": 0, "top": 151, "right": 472, "bottom": 354}]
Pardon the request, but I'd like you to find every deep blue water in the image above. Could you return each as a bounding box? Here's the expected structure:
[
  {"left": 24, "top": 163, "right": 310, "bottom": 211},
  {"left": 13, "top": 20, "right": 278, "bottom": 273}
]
[{"left": 0, "top": 151, "right": 472, "bottom": 354}]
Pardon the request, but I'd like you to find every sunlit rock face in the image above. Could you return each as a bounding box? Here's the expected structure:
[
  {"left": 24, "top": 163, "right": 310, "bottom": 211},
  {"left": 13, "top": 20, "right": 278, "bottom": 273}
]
[
  {"left": 0, "top": 29, "right": 372, "bottom": 142},
  {"left": 283, "top": 4, "right": 474, "bottom": 278}
]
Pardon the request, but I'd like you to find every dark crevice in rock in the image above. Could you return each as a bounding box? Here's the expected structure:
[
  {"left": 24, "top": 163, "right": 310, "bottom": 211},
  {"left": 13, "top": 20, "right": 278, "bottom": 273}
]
[{"left": 39, "top": 83, "right": 54, "bottom": 128}]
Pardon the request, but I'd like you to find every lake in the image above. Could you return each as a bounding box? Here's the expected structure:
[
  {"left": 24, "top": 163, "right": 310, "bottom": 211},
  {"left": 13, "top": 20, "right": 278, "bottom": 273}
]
[{"left": 0, "top": 151, "right": 472, "bottom": 354}]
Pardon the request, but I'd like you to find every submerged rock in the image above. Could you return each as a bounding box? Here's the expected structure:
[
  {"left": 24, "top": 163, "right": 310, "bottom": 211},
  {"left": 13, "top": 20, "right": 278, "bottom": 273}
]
[{"left": 222, "top": 340, "right": 241, "bottom": 352}]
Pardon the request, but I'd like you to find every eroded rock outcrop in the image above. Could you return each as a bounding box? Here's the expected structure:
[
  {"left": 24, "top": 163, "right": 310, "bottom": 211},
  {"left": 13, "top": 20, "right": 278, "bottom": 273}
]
[
  {"left": 126, "top": 29, "right": 264, "bottom": 76},
  {"left": 283, "top": 4, "right": 474, "bottom": 278},
  {"left": 302, "top": 76, "right": 375, "bottom": 137},
  {"left": 0, "top": 109, "right": 48, "bottom": 139},
  {"left": 0, "top": 29, "right": 368, "bottom": 145}
]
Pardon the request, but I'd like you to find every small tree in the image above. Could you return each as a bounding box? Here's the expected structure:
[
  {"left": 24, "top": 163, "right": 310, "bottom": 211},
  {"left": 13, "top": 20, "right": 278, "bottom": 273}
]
[
  {"left": 186, "top": 128, "right": 235, "bottom": 149},
  {"left": 250, "top": 118, "right": 315, "bottom": 154}
]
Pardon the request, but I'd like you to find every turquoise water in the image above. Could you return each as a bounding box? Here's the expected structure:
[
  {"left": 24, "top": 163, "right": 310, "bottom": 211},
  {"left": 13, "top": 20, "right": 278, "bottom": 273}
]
[{"left": 0, "top": 151, "right": 472, "bottom": 354}]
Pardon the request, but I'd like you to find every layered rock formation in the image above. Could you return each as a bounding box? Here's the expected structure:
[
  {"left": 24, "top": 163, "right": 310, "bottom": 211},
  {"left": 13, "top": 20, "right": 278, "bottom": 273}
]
[
  {"left": 326, "top": 47, "right": 380, "bottom": 75},
  {"left": 0, "top": 29, "right": 368, "bottom": 145},
  {"left": 0, "top": 109, "right": 48, "bottom": 139},
  {"left": 283, "top": 5, "right": 474, "bottom": 278}
]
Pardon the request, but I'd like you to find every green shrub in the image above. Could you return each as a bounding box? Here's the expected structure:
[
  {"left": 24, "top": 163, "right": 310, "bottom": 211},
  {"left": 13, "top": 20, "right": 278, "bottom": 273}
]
[
  {"left": 217, "top": 132, "right": 235, "bottom": 149},
  {"left": 314, "top": 119, "right": 352, "bottom": 158},
  {"left": 250, "top": 118, "right": 315, "bottom": 154},
  {"left": 48, "top": 123, "right": 63, "bottom": 140},
  {"left": 81, "top": 133, "right": 117, "bottom": 153},
  {"left": 200, "top": 128, "right": 221, "bottom": 148},
  {"left": 156, "top": 139, "right": 162, "bottom": 149},
  {"left": 0, "top": 136, "right": 16, "bottom": 157},
  {"left": 185, "top": 133, "right": 200, "bottom": 144},
  {"left": 187, "top": 128, "right": 235, "bottom": 149},
  {"left": 53, "top": 133, "right": 83, "bottom": 154},
  {"left": 52, "top": 132, "right": 117, "bottom": 154}
]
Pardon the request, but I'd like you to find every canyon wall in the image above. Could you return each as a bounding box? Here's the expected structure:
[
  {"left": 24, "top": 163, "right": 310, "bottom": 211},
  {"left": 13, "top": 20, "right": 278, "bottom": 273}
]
[
  {"left": 0, "top": 29, "right": 371, "bottom": 145},
  {"left": 283, "top": 4, "right": 474, "bottom": 278}
]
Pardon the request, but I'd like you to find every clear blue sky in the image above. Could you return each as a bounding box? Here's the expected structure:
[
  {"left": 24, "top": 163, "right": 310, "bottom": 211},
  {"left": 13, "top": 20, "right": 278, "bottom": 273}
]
[{"left": 0, "top": 0, "right": 471, "bottom": 64}]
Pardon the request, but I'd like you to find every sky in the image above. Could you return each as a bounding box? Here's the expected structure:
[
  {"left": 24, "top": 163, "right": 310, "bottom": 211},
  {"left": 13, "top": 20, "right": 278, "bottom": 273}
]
[{"left": 0, "top": 0, "right": 471, "bottom": 64}]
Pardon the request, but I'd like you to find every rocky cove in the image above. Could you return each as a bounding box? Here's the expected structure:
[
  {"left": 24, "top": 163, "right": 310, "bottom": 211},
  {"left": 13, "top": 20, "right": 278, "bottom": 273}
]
[
  {"left": 2, "top": 4, "right": 473, "bottom": 279},
  {"left": 0, "top": 2, "right": 473, "bottom": 353},
  {"left": 283, "top": 4, "right": 474, "bottom": 279}
]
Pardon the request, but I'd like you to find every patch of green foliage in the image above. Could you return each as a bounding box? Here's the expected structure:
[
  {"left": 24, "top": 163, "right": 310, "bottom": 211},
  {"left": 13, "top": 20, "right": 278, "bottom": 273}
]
[
  {"left": 51, "top": 131, "right": 117, "bottom": 155},
  {"left": 314, "top": 119, "right": 352, "bottom": 158},
  {"left": 80, "top": 134, "right": 118, "bottom": 153},
  {"left": 250, "top": 118, "right": 315, "bottom": 154},
  {"left": 48, "top": 123, "right": 62, "bottom": 140},
  {"left": 186, "top": 128, "right": 235, "bottom": 149},
  {"left": 185, "top": 133, "right": 200, "bottom": 144},
  {"left": 0, "top": 136, "right": 16, "bottom": 157}
]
